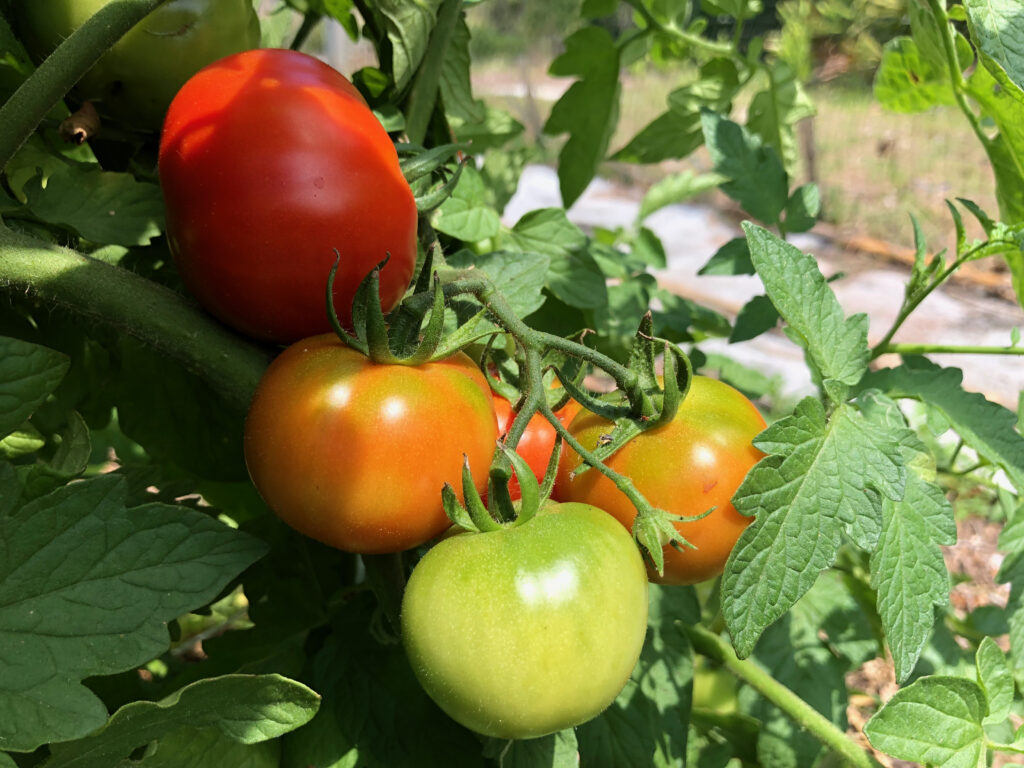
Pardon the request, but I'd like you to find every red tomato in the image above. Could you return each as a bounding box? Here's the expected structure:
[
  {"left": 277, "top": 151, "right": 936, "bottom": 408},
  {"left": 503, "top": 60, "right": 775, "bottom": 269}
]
[
  {"left": 555, "top": 376, "right": 766, "bottom": 585},
  {"left": 159, "top": 48, "right": 416, "bottom": 344},
  {"left": 244, "top": 335, "right": 497, "bottom": 553},
  {"left": 493, "top": 396, "right": 580, "bottom": 500}
]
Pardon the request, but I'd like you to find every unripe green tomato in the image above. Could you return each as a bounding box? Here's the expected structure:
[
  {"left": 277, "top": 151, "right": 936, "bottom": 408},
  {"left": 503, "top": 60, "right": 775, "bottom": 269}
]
[
  {"left": 15, "top": 0, "right": 260, "bottom": 130},
  {"left": 401, "top": 502, "right": 650, "bottom": 739}
]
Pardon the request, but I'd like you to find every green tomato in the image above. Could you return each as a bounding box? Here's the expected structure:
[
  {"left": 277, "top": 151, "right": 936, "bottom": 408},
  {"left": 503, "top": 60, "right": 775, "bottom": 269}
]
[
  {"left": 401, "top": 502, "right": 649, "bottom": 739},
  {"left": 15, "top": 0, "right": 260, "bottom": 130}
]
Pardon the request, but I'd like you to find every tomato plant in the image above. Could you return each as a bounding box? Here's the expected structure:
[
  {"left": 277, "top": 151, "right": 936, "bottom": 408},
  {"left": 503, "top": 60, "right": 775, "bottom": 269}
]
[
  {"left": 493, "top": 395, "right": 580, "bottom": 500},
  {"left": 244, "top": 334, "right": 497, "bottom": 554},
  {"left": 401, "top": 501, "right": 649, "bottom": 739},
  {"left": 14, "top": 0, "right": 260, "bottom": 130},
  {"left": 158, "top": 48, "right": 417, "bottom": 344},
  {"left": 555, "top": 376, "right": 766, "bottom": 585}
]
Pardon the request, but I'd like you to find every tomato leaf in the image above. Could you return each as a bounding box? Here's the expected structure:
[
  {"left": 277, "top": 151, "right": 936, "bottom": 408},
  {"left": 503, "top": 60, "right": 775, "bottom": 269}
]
[
  {"left": 964, "top": 0, "right": 1024, "bottom": 102},
  {"left": 860, "top": 359, "right": 1024, "bottom": 491},
  {"left": 0, "top": 475, "right": 268, "bottom": 752},
  {"left": 728, "top": 294, "right": 778, "bottom": 343},
  {"left": 743, "top": 223, "right": 869, "bottom": 401},
  {"left": 873, "top": 36, "right": 956, "bottom": 113},
  {"left": 543, "top": 26, "right": 621, "bottom": 208},
  {"left": 723, "top": 398, "right": 906, "bottom": 657},
  {"left": 702, "top": 113, "right": 788, "bottom": 227},
  {"left": 43, "top": 675, "right": 318, "bottom": 768},
  {"left": 976, "top": 637, "right": 1014, "bottom": 725},
  {"left": 282, "top": 595, "right": 485, "bottom": 767},
  {"left": 863, "top": 677, "right": 987, "bottom": 767},
  {"left": 432, "top": 166, "right": 502, "bottom": 242},
  {"left": 862, "top": 393, "right": 956, "bottom": 683},
  {"left": 698, "top": 237, "right": 753, "bottom": 276},
  {"left": 996, "top": 508, "right": 1024, "bottom": 685},
  {"left": 636, "top": 171, "right": 728, "bottom": 223},
  {"left": 745, "top": 61, "right": 814, "bottom": 174},
  {"left": 577, "top": 586, "right": 696, "bottom": 767},
  {"left": 379, "top": 0, "right": 443, "bottom": 92},
  {"left": 109, "top": 726, "right": 279, "bottom": 768},
  {"left": 21, "top": 165, "right": 164, "bottom": 247},
  {"left": 0, "top": 335, "right": 69, "bottom": 439},
  {"left": 439, "top": 13, "right": 485, "bottom": 125},
  {"left": 482, "top": 730, "right": 579, "bottom": 767},
  {"left": 446, "top": 249, "right": 550, "bottom": 320}
]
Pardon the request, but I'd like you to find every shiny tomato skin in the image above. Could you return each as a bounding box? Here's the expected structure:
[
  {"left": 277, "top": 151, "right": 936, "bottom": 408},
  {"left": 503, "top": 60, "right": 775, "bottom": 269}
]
[
  {"left": 555, "top": 376, "right": 766, "bottom": 586},
  {"left": 15, "top": 0, "right": 260, "bottom": 130},
  {"left": 244, "top": 335, "right": 497, "bottom": 554},
  {"left": 401, "top": 502, "right": 649, "bottom": 739},
  {"left": 159, "top": 48, "right": 417, "bottom": 344},
  {"left": 493, "top": 396, "right": 580, "bottom": 500}
]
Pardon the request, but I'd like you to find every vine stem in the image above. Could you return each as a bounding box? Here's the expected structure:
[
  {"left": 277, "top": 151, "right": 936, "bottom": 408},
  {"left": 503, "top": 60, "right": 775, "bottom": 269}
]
[
  {"left": 0, "top": 0, "right": 169, "bottom": 171},
  {"left": 683, "top": 623, "right": 879, "bottom": 768},
  {"left": 0, "top": 225, "right": 270, "bottom": 412},
  {"left": 877, "top": 343, "right": 1024, "bottom": 356}
]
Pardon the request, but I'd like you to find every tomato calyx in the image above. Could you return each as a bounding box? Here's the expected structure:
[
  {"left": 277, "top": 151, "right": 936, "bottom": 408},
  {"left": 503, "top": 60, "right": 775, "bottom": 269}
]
[{"left": 397, "top": 142, "right": 468, "bottom": 213}]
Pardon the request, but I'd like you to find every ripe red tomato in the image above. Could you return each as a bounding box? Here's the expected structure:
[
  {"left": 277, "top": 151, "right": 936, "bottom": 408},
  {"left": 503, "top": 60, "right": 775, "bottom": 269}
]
[
  {"left": 159, "top": 48, "right": 417, "bottom": 344},
  {"left": 244, "top": 335, "right": 497, "bottom": 554},
  {"left": 492, "top": 395, "right": 580, "bottom": 499},
  {"left": 555, "top": 376, "right": 766, "bottom": 585},
  {"left": 402, "top": 501, "right": 649, "bottom": 739}
]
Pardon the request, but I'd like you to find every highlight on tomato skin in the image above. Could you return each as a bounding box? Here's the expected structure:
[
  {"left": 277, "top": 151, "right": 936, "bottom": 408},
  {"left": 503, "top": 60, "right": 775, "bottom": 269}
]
[
  {"left": 243, "top": 335, "right": 498, "bottom": 554},
  {"left": 158, "top": 48, "right": 417, "bottom": 344},
  {"left": 401, "top": 501, "right": 650, "bottom": 740},
  {"left": 554, "top": 375, "right": 767, "bottom": 586}
]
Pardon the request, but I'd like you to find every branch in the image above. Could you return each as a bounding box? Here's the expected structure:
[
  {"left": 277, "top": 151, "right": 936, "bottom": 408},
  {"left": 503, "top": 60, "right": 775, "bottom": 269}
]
[{"left": 0, "top": 224, "right": 271, "bottom": 412}]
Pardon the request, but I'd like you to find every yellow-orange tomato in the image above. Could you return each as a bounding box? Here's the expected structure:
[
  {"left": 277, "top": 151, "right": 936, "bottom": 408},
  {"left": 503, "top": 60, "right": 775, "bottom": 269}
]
[
  {"left": 244, "top": 335, "right": 497, "bottom": 553},
  {"left": 555, "top": 376, "right": 766, "bottom": 585}
]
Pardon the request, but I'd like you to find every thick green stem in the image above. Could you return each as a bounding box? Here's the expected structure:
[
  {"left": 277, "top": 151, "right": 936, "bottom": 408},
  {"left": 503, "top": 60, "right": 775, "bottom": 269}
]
[
  {"left": 0, "top": 0, "right": 168, "bottom": 171},
  {"left": 0, "top": 225, "right": 270, "bottom": 412},
  {"left": 879, "top": 343, "right": 1024, "bottom": 356},
  {"left": 683, "top": 623, "right": 878, "bottom": 768}
]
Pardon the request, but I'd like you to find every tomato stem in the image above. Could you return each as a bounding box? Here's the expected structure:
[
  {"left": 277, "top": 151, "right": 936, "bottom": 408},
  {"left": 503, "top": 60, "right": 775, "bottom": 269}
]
[
  {"left": 683, "top": 623, "right": 880, "bottom": 768},
  {"left": 0, "top": 0, "right": 170, "bottom": 172}
]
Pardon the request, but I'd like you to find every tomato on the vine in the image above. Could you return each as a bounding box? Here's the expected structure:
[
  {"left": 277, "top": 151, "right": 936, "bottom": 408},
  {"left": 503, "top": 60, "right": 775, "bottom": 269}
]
[
  {"left": 492, "top": 395, "right": 580, "bottom": 500},
  {"left": 244, "top": 335, "right": 497, "bottom": 554},
  {"left": 401, "top": 501, "right": 649, "bottom": 739},
  {"left": 16, "top": 0, "right": 260, "bottom": 131},
  {"left": 159, "top": 48, "right": 417, "bottom": 344},
  {"left": 555, "top": 376, "right": 766, "bottom": 586}
]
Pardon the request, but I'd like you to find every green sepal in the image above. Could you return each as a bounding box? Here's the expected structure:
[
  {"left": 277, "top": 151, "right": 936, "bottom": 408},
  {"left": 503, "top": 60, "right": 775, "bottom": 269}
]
[
  {"left": 362, "top": 261, "right": 398, "bottom": 364},
  {"left": 568, "top": 417, "right": 644, "bottom": 479},
  {"left": 326, "top": 252, "right": 368, "bottom": 355},
  {"left": 552, "top": 367, "right": 632, "bottom": 421},
  {"left": 441, "top": 482, "right": 476, "bottom": 531},
  {"left": 399, "top": 142, "right": 468, "bottom": 184},
  {"left": 626, "top": 312, "right": 660, "bottom": 417},
  {"left": 496, "top": 439, "right": 541, "bottom": 526},
  {"left": 633, "top": 506, "right": 697, "bottom": 578},
  {"left": 538, "top": 431, "right": 563, "bottom": 502},
  {"left": 402, "top": 274, "right": 447, "bottom": 365},
  {"left": 652, "top": 344, "right": 692, "bottom": 428},
  {"left": 462, "top": 455, "right": 502, "bottom": 532},
  {"left": 430, "top": 310, "right": 499, "bottom": 360},
  {"left": 415, "top": 161, "right": 466, "bottom": 214}
]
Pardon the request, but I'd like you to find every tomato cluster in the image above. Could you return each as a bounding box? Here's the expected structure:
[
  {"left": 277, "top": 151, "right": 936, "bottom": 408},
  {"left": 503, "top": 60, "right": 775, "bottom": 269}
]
[{"left": 153, "top": 45, "right": 765, "bottom": 742}]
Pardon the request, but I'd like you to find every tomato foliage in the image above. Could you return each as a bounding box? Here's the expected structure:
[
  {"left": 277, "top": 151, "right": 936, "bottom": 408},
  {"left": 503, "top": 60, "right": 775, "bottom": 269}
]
[{"left": 2, "top": 1, "right": 1024, "bottom": 767}]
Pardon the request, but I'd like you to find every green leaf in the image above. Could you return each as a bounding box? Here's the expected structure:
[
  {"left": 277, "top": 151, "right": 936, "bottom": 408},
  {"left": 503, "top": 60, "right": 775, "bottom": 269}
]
[
  {"left": 0, "top": 422, "right": 45, "bottom": 459},
  {"left": 976, "top": 637, "right": 1013, "bottom": 725},
  {"left": 543, "top": 27, "right": 621, "bottom": 207},
  {"left": 782, "top": 184, "right": 820, "bottom": 233},
  {"left": 965, "top": 0, "right": 1024, "bottom": 99},
  {"left": 483, "top": 730, "right": 579, "bottom": 767},
  {"left": 379, "top": 0, "right": 443, "bottom": 92},
  {"left": 439, "top": 13, "right": 485, "bottom": 125},
  {"left": 637, "top": 171, "right": 728, "bottom": 223},
  {"left": 18, "top": 410, "right": 92, "bottom": 501},
  {"left": 44, "top": 675, "right": 318, "bottom": 768},
  {"left": 996, "top": 509, "right": 1024, "bottom": 686},
  {"left": 873, "top": 36, "right": 956, "bottom": 113},
  {"left": 701, "top": 112, "right": 788, "bottom": 226},
  {"left": 859, "top": 360, "right": 1024, "bottom": 491},
  {"left": 577, "top": 586, "right": 696, "bottom": 767},
  {"left": 0, "top": 336, "right": 69, "bottom": 438},
  {"left": 123, "top": 726, "right": 279, "bottom": 768},
  {"left": 431, "top": 166, "right": 501, "bottom": 242},
  {"left": 446, "top": 250, "right": 551, "bottom": 319},
  {"left": 865, "top": 394, "right": 956, "bottom": 682},
  {"left": 728, "top": 295, "right": 779, "bottom": 343},
  {"left": 723, "top": 399, "right": 906, "bottom": 657},
  {"left": 863, "top": 677, "right": 987, "bottom": 768},
  {"left": 506, "top": 209, "right": 607, "bottom": 309},
  {"left": 745, "top": 61, "right": 815, "bottom": 174},
  {"left": 0, "top": 475, "right": 268, "bottom": 752},
  {"left": 282, "top": 595, "right": 484, "bottom": 768},
  {"left": 698, "top": 238, "right": 753, "bottom": 276},
  {"left": 0, "top": 753, "right": 14, "bottom": 768},
  {"left": 21, "top": 165, "right": 164, "bottom": 247},
  {"left": 743, "top": 223, "right": 869, "bottom": 398},
  {"left": 612, "top": 109, "right": 703, "bottom": 165}
]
